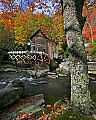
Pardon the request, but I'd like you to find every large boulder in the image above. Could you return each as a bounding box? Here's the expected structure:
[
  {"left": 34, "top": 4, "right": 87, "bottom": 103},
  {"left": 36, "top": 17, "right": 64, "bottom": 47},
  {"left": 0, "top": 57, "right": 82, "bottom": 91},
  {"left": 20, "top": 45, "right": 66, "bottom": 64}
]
[
  {"left": 49, "top": 59, "right": 58, "bottom": 71},
  {"left": 27, "top": 69, "right": 49, "bottom": 78},
  {"left": 88, "top": 61, "right": 96, "bottom": 74},
  {"left": 1, "top": 94, "right": 45, "bottom": 120},
  {"left": 5, "top": 79, "right": 25, "bottom": 89},
  {"left": 0, "top": 87, "right": 23, "bottom": 109},
  {"left": 0, "top": 79, "right": 25, "bottom": 109}
]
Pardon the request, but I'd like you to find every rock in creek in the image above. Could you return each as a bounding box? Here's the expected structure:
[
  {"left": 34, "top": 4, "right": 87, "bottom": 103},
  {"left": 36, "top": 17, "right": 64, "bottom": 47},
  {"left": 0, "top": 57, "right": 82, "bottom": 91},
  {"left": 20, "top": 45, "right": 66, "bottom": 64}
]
[
  {"left": 38, "top": 81, "right": 47, "bottom": 84},
  {"left": 5, "top": 79, "right": 25, "bottom": 89},
  {"left": 27, "top": 69, "right": 49, "bottom": 78},
  {"left": 0, "top": 79, "right": 25, "bottom": 109},
  {"left": 0, "top": 94, "right": 45, "bottom": 120},
  {"left": 0, "top": 87, "right": 24, "bottom": 109},
  {"left": 4, "top": 68, "right": 17, "bottom": 72}
]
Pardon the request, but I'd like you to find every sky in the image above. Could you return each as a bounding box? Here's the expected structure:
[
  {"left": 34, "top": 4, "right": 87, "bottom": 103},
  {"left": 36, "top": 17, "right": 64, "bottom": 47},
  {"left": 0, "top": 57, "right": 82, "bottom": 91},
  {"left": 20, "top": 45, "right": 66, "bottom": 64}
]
[
  {"left": 16, "top": 0, "right": 95, "bottom": 15},
  {"left": 0, "top": 0, "right": 95, "bottom": 14},
  {"left": 0, "top": 0, "right": 60, "bottom": 15}
]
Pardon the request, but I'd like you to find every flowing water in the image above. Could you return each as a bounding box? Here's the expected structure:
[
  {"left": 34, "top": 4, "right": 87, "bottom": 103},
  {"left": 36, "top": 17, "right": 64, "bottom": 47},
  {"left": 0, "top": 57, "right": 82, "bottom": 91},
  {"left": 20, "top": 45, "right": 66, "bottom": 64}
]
[{"left": 0, "top": 70, "right": 96, "bottom": 105}]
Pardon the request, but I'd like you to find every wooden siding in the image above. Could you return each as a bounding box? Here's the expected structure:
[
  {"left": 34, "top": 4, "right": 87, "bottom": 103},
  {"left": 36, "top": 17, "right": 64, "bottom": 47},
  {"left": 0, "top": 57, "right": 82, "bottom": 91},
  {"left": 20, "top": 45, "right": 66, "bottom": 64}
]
[{"left": 30, "top": 29, "right": 58, "bottom": 59}]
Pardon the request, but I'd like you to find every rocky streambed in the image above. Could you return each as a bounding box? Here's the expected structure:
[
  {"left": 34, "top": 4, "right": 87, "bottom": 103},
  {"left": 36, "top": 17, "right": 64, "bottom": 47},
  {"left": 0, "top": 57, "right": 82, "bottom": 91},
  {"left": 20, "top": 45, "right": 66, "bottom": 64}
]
[
  {"left": 0, "top": 67, "right": 70, "bottom": 104},
  {"left": 0, "top": 66, "right": 96, "bottom": 104},
  {"left": 0, "top": 67, "right": 70, "bottom": 119},
  {"left": 0, "top": 66, "right": 96, "bottom": 120}
]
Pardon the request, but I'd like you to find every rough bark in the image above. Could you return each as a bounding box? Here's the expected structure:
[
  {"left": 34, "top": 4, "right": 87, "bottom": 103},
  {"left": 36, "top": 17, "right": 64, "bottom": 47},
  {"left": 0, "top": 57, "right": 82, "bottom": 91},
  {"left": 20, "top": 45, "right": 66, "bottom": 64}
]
[{"left": 62, "top": 0, "right": 91, "bottom": 114}]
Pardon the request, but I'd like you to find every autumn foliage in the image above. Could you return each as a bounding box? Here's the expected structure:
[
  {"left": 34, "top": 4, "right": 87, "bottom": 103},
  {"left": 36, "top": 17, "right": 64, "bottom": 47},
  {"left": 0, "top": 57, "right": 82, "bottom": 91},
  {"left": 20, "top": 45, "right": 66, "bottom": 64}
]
[
  {"left": 83, "top": 3, "right": 96, "bottom": 41},
  {"left": 0, "top": 0, "right": 96, "bottom": 56},
  {"left": 82, "top": 1, "right": 96, "bottom": 56},
  {"left": 0, "top": 0, "right": 65, "bottom": 54}
]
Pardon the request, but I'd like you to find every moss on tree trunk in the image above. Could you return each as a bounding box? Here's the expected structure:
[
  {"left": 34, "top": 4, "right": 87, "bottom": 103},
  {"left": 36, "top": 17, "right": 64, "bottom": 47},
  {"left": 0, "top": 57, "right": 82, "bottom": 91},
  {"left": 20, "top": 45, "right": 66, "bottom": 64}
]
[{"left": 62, "top": 0, "right": 91, "bottom": 114}]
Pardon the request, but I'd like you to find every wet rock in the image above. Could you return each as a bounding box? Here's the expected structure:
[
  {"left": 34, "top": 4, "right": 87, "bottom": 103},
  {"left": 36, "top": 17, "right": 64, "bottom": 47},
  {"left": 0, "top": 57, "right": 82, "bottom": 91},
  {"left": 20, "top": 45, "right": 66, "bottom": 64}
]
[
  {"left": 0, "top": 79, "right": 25, "bottom": 109},
  {"left": 47, "top": 75, "right": 58, "bottom": 79},
  {"left": 58, "top": 73, "right": 68, "bottom": 77},
  {"left": 0, "top": 81, "right": 6, "bottom": 85},
  {"left": 47, "top": 72, "right": 57, "bottom": 75},
  {"left": 49, "top": 59, "right": 58, "bottom": 71},
  {"left": 89, "top": 76, "right": 96, "bottom": 80},
  {"left": 27, "top": 70, "right": 36, "bottom": 77},
  {"left": 27, "top": 69, "right": 49, "bottom": 78},
  {"left": 46, "top": 70, "right": 69, "bottom": 79},
  {"left": 45, "top": 71, "right": 58, "bottom": 79},
  {"left": 19, "top": 105, "right": 44, "bottom": 117},
  {"left": 1, "top": 94, "right": 45, "bottom": 120},
  {"left": 5, "top": 79, "right": 25, "bottom": 89},
  {"left": 36, "top": 69, "right": 49, "bottom": 78},
  {"left": 88, "top": 62, "right": 96, "bottom": 75},
  {"left": 30, "top": 82, "right": 38, "bottom": 86},
  {"left": 38, "top": 81, "right": 47, "bottom": 84},
  {"left": 4, "top": 68, "right": 17, "bottom": 72},
  {"left": 33, "top": 94, "right": 44, "bottom": 99},
  {"left": 0, "top": 87, "right": 23, "bottom": 109},
  {"left": 0, "top": 69, "right": 5, "bottom": 72},
  {"left": 36, "top": 70, "right": 45, "bottom": 78},
  {"left": 88, "top": 71, "right": 96, "bottom": 75}
]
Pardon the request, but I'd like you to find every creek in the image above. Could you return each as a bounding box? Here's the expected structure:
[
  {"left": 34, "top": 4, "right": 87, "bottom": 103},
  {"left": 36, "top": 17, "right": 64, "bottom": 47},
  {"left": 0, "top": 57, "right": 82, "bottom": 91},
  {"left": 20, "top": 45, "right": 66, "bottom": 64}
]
[{"left": 0, "top": 70, "right": 96, "bottom": 105}]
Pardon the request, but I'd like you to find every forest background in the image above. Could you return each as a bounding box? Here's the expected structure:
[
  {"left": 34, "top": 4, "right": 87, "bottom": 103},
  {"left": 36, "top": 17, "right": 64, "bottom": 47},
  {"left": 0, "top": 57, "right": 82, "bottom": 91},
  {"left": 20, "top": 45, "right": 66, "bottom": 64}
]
[{"left": 0, "top": 0, "right": 96, "bottom": 58}]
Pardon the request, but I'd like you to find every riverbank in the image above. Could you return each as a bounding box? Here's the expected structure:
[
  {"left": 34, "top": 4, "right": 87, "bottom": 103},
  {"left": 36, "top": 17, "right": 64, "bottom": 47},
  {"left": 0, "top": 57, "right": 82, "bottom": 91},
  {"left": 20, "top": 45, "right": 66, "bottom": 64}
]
[
  {"left": 0, "top": 93, "right": 96, "bottom": 120},
  {"left": 0, "top": 64, "right": 96, "bottom": 120}
]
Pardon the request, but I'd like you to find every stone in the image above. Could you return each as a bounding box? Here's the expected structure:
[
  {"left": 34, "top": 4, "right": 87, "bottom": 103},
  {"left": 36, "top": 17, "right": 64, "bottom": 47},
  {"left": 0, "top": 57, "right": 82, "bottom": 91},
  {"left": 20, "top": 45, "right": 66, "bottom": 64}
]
[
  {"left": 27, "top": 69, "right": 49, "bottom": 78},
  {"left": 0, "top": 79, "right": 25, "bottom": 109},
  {"left": 27, "top": 70, "right": 37, "bottom": 77},
  {"left": 0, "top": 87, "right": 23, "bottom": 109},
  {"left": 38, "top": 81, "right": 47, "bottom": 84},
  {"left": 58, "top": 73, "right": 68, "bottom": 77},
  {"left": 49, "top": 59, "right": 58, "bottom": 71},
  {"left": 36, "top": 71, "right": 45, "bottom": 78},
  {"left": 19, "top": 104, "right": 44, "bottom": 115},
  {"left": 88, "top": 71, "right": 96, "bottom": 75},
  {"left": 16, "top": 106, "right": 43, "bottom": 119},
  {"left": 34, "top": 97, "right": 45, "bottom": 106},
  {"left": 0, "top": 94, "right": 45, "bottom": 120},
  {"left": 5, "top": 79, "right": 25, "bottom": 89},
  {"left": 4, "top": 68, "right": 17, "bottom": 72},
  {"left": 47, "top": 75, "right": 58, "bottom": 79},
  {"left": 30, "top": 82, "right": 38, "bottom": 86},
  {"left": 47, "top": 72, "right": 57, "bottom": 75}
]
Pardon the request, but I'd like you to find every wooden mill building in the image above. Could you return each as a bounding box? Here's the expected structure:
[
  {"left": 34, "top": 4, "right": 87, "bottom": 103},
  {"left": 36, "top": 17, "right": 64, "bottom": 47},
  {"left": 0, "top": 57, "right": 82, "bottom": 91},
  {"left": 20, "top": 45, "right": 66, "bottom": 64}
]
[{"left": 29, "top": 29, "right": 58, "bottom": 59}]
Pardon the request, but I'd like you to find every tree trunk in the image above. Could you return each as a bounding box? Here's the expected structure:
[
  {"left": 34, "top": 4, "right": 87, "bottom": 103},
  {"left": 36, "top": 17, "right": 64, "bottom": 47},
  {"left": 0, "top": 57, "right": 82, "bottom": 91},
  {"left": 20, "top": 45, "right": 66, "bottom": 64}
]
[{"left": 62, "top": 0, "right": 91, "bottom": 114}]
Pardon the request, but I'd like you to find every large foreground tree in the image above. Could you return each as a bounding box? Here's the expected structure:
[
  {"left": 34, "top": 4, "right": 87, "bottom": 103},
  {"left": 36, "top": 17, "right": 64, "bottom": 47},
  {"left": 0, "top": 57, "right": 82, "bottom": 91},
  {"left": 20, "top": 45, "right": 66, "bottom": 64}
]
[{"left": 61, "top": 0, "right": 91, "bottom": 114}]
